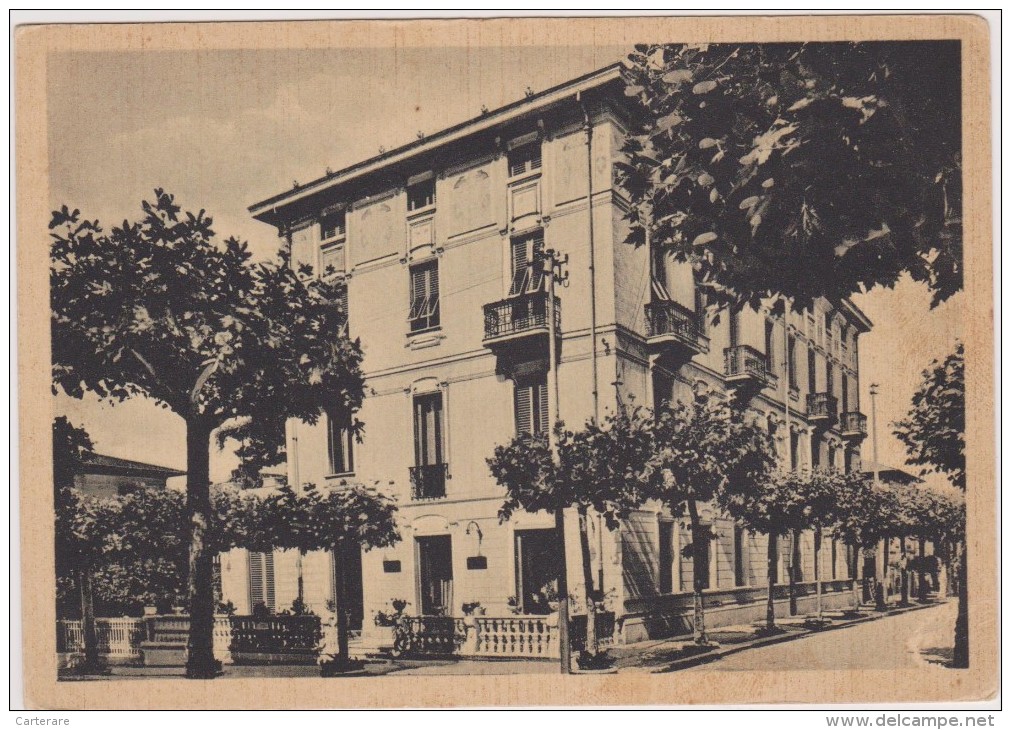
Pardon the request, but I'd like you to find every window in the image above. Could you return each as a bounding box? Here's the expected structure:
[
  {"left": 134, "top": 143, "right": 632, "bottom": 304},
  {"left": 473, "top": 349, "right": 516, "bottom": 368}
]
[
  {"left": 734, "top": 526, "right": 747, "bottom": 587},
  {"left": 811, "top": 433, "right": 821, "bottom": 467},
  {"left": 790, "top": 431, "right": 800, "bottom": 470},
  {"left": 651, "top": 245, "right": 669, "bottom": 299},
  {"left": 827, "top": 443, "right": 837, "bottom": 469},
  {"left": 408, "top": 260, "right": 440, "bottom": 332},
  {"left": 694, "top": 288, "right": 708, "bottom": 333},
  {"left": 764, "top": 319, "right": 776, "bottom": 371},
  {"left": 320, "top": 210, "right": 346, "bottom": 242},
  {"left": 509, "top": 231, "right": 546, "bottom": 296},
  {"left": 248, "top": 551, "right": 276, "bottom": 613},
  {"left": 414, "top": 393, "right": 444, "bottom": 467},
  {"left": 729, "top": 307, "right": 741, "bottom": 348},
  {"left": 826, "top": 362, "right": 835, "bottom": 398},
  {"left": 658, "top": 521, "right": 675, "bottom": 594},
  {"left": 327, "top": 408, "right": 354, "bottom": 475},
  {"left": 841, "top": 373, "right": 849, "bottom": 413},
  {"left": 407, "top": 177, "right": 436, "bottom": 212},
  {"left": 412, "top": 393, "right": 446, "bottom": 499},
  {"left": 515, "top": 375, "right": 549, "bottom": 438},
  {"left": 508, "top": 143, "right": 542, "bottom": 178},
  {"left": 808, "top": 347, "right": 818, "bottom": 392},
  {"left": 787, "top": 335, "right": 798, "bottom": 391},
  {"left": 334, "top": 284, "right": 349, "bottom": 337}
]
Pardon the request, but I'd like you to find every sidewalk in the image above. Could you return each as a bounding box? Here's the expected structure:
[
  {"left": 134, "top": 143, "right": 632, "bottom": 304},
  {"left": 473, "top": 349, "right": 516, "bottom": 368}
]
[{"left": 610, "top": 599, "right": 945, "bottom": 673}]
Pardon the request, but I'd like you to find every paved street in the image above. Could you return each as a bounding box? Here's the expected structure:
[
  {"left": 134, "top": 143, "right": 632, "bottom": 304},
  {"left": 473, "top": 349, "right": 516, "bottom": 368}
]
[{"left": 684, "top": 601, "right": 956, "bottom": 672}]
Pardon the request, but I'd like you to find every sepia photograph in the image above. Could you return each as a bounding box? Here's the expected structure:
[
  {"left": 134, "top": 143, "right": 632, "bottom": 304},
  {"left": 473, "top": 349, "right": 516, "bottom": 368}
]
[{"left": 15, "top": 13, "right": 995, "bottom": 710}]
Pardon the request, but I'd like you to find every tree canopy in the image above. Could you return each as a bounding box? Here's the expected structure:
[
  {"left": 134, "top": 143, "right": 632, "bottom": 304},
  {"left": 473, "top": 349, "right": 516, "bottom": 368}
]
[
  {"left": 893, "top": 342, "right": 965, "bottom": 490},
  {"left": 50, "top": 189, "right": 364, "bottom": 441},
  {"left": 618, "top": 41, "right": 962, "bottom": 312},
  {"left": 490, "top": 408, "right": 654, "bottom": 528}
]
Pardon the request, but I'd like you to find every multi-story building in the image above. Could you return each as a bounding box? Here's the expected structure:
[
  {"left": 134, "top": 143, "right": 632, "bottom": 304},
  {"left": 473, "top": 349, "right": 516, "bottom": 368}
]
[{"left": 220, "top": 64, "right": 873, "bottom": 646}]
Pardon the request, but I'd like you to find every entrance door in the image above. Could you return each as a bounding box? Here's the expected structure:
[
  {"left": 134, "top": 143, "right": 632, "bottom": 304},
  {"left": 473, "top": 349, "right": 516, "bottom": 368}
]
[
  {"left": 514, "top": 529, "right": 562, "bottom": 615},
  {"left": 335, "top": 545, "right": 364, "bottom": 631},
  {"left": 417, "top": 536, "right": 453, "bottom": 616}
]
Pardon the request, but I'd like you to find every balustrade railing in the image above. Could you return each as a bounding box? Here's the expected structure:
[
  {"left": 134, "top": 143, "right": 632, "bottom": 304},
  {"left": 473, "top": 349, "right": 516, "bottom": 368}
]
[
  {"left": 471, "top": 616, "right": 556, "bottom": 658},
  {"left": 724, "top": 345, "right": 776, "bottom": 386},
  {"left": 644, "top": 300, "right": 706, "bottom": 352},
  {"left": 409, "top": 463, "right": 448, "bottom": 500}
]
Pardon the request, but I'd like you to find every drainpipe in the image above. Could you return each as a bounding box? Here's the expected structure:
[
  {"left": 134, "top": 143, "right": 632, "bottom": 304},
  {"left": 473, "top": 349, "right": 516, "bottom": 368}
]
[{"left": 578, "top": 93, "right": 600, "bottom": 426}]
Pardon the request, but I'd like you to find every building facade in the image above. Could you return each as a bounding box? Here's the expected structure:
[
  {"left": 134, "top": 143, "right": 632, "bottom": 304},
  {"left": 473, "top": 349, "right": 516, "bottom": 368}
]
[{"left": 222, "top": 64, "right": 873, "bottom": 644}]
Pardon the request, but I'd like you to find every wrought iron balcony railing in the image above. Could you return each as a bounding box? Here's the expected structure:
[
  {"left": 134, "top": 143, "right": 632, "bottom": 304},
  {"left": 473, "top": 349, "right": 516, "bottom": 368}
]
[
  {"left": 482, "top": 291, "right": 560, "bottom": 345},
  {"left": 806, "top": 392, "right": 839, "bottom": 422},
  {"left": 840, "top": 411, "right": 868, "bottom": 438},
  {"left": 644, "top": 300, "right": 708, "bottom": 355},
  {"left": 724, "top": 345, "right": 776, "bottom": 387},
  {"left": 410, "top": 463, "right": 448, "bottom": 500}
]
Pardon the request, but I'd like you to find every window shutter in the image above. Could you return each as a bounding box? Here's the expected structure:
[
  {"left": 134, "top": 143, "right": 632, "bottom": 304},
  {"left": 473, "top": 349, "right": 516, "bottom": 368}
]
[
  {"left": 248, "top": 552, "right": 276, "bottom": 612},
  {"left": 535, "top": 380, "right": 549, "bottom": 436},
  {"left": 514, "top": 384, "right": 533, "bottom": 436}
]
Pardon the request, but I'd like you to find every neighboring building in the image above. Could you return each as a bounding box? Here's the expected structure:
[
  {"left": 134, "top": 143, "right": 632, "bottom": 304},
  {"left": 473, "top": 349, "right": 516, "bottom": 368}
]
[
  {"left": 227, "top": 64, "right": 873, "bottom": 643},
  {"left": 74, "top": 454, "right": 185, "bottom": 499},
  {"left": 862, "top": 462, "right": 923, "bottom": 485}
]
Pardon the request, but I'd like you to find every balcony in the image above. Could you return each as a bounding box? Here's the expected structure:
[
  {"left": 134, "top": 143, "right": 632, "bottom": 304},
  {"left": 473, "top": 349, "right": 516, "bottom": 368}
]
[
  {"left": 410, "top": 463, "right": 448, "bottom": 500},
  {"left": 840, "top": 411, "right": 868, "bottom": 439},
  {"left": 724, "top": 345, "right": 777, "bottom": 390},
  {"left": 806, "top": 392, "right": 839, "bottom": 425},
  {"left": 644, "top": 300, "right": 708, "bottom": 359},
  {"left": 482, "top": 291, "right": 560, "bottom": 350}
]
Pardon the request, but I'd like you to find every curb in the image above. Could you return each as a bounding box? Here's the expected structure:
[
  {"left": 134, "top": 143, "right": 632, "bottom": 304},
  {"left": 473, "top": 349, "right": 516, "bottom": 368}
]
[{"left": 648, "top": 600, "right": 946, "bottom": 673}]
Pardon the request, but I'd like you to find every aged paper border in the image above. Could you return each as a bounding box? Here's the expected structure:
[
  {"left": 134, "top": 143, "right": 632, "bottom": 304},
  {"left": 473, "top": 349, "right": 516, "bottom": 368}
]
[{"left": 16, "top": 14, "right": 995, "bottom": 709}]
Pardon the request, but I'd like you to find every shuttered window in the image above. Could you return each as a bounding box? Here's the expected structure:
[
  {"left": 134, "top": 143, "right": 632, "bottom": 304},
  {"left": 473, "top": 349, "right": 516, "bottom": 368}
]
[
  {"left": 248, "top": 551, "right": 276, "bottom": 613},
  {"left": 334, "top": 284, "right": 349, "bottom": 337},
  {"left": 508, "top": 143, "right": 542, "bottom": 177},
  {"left": 729, "top": 307, "right": 741, "bottom": 348},
  {"left": 514, "top": 376, "right": 549, "bottom": 437},
  {"left": 327, "top": 408, "right": 354, "bottom": 475},
  {"left": 508, "top": 232, "right": 546, "bottom": 296},
  {"left": 787, "top": 335, "right": 798, "bottom": 390},
  {"left": 408, "top": 260, "right": 440, "bottom": 332},
  {"left": 808, "top": 347, "right": 817, "bottom": 392},
  {"left": 413, "top": 393, "right": 444, "bottom": 467}
]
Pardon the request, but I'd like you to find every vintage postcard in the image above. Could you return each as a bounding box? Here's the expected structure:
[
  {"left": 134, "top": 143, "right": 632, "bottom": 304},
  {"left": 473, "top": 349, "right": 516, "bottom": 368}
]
[{"left": 16, "top": 14, "right": 995, "bottom": 709}]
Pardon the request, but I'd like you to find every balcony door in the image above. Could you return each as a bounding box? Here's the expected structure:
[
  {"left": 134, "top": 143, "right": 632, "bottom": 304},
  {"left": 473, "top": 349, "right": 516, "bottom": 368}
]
[{"left": 416, "top": 535, "right": 453, "bottom": 616}]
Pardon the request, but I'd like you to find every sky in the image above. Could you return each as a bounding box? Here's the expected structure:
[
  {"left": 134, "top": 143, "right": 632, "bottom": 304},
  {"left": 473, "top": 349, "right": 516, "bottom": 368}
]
[{"left": 47, "top": 45, "right": 963, "bottom": 485}]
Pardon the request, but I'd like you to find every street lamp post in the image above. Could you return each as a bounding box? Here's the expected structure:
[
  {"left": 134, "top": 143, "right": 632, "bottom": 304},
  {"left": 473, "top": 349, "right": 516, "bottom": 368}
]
[{"left": 868, "top": 383, "right": 889, "bottom": 606}]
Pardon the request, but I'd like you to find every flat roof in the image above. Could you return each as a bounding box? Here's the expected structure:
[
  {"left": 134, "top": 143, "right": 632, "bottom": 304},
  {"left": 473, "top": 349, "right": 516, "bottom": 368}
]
[{"left": 249, "top": 63, "right": 626, "bottom": 225}]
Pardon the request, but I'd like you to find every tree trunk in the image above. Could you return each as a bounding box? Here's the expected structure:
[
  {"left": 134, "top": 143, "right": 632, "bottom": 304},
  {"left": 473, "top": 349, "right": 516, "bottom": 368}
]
[
  {"left": 297, "top": 550, "right": 305, "bottom": 606},
  {"left": 917, "top": 538, "right": 928, "bottom": 601},
  {"left": 184, "top": 417, "right": 218, "bottom": 679},
  {"left": 554, "top": 508, "right": 571, "bottom": 674},
  {"left": 333, "top": 543, "right": 350, "bottom": 663},
  {"left": 78, "top": 567, "right": 101, "bottom": 672},
  {"left": 766, "top": 532, "right": 778, "bottom": 631},
  {"left": 686, "top": 501, "right": 708, "bottom": 644},
  {"left": 852, "top": 543, "right": 862, "bottom": 610},
  {"left": 788, "top": 529, "right": 799, "bottom": 616},
  {"left": 577, "top": 507, "right": 599, "bottom": 659},
  {"left": 899, "top": 534, "right": 910, "bottom": 606},
  {"left": 814, "top": 528, "right": 823, "bottom": 621},
  {"left": 952, "top": 539, "right": 969, "bottom": 668}
]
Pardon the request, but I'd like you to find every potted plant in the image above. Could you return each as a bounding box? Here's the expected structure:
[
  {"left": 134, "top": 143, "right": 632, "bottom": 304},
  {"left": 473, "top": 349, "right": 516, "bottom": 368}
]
[
  {"left": 372, "top": 599, "right": 409, "bottom": 652},
  {"left": 461, "top": 601, "right": 485, "bottom": 617}
]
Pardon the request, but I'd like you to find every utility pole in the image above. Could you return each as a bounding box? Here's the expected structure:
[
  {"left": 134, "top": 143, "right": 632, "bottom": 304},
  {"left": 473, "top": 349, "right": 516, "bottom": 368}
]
[
  {"left": 869, "top": 382, "right": 887, "bottom": 605},
  {"left": 544, "top": 248, "right": 571, "bottom": 674}
]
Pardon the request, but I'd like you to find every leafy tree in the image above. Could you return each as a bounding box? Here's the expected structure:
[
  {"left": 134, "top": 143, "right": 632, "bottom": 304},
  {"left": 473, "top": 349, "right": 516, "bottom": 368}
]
[
  {"left": 723, "top": 469, "right": 815, "bottom": 630},
  {"left": 308, "top": 482, "right": 399, "bottom": 670},
  {"left": 894, "top": 342, "right": 965, "bottom": 490},
  {"left": 617, "top": 42, "right": 961, "bottom": 312},
  {"left": 893, "top": 341, "right": 967, "bottom": 666},
  {"left": 54, "top": 416, "right": 107, "bottom": 671},
  {"left": 50, "top": 190, "right": 365, "bottom": 678},
  {"left": 648, "top": 398, "right": 775, "bottom": 643},
  {"left": 490, "top": 408, "right": 654, "bottom": 669}
]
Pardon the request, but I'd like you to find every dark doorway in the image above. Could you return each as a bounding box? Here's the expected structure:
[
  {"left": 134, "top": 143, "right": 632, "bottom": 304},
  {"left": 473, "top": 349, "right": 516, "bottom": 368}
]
[
  {"left": 416, "top": 535, "right": 453, "bottom": 616},
  {"left": 336, "top": 546, "right": 364, "bottom": 631},
  {"left": 514, "top": 529, "right": 562, "bottom": 614}
]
